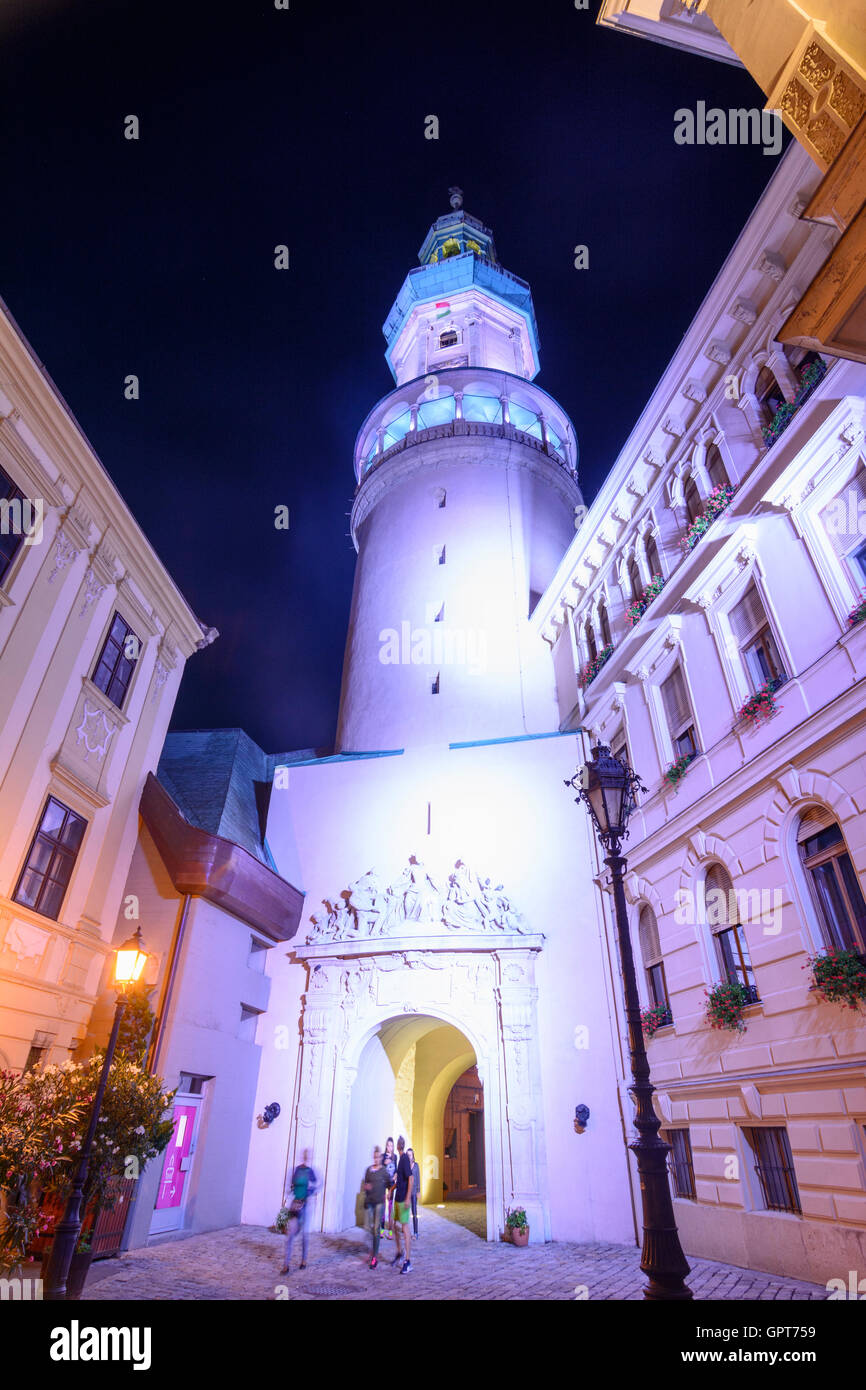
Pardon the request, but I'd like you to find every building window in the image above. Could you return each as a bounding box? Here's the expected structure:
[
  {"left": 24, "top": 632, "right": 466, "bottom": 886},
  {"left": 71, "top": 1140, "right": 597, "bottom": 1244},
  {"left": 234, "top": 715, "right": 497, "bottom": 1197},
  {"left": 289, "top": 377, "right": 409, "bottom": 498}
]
[
  {"left": 584, "top": 619, "right": 597, "bottom": 663},
  {"left": 729, "top": 584, "right": 786, "bottom": 693},
  {"left": 598, "top": 600, "right": 612, "bottom": 649},
  {"left": 639, "top": 905, "right": 671, "bottom": 1021},
  {"left": 755, "top": 366, "right": 786, "bottom": 423},
  {"left": 743, "top": 1126, "right": 801, "bottom": 1213},
  {"left": 435, "top": 545, "right": 446, "bottom": 565},
  {"left": 645, "top": 531, "right": 662, "bottom": 580},
  {"left": 431, "top": 673, "right": 440, "bottom": 694},
  {"left": 660, "top": 665, "right": 698, "bottom": 760},
  {"left": 24, "top": 1031, "right": 56, "bottom": 1072},
  {"left": 705, "top": 863, "right": 759, "bottom": 1002},
  {"left": 92, "top": 612, "right": 140, "bottom": 710},
  {"left": 662, "top": 1128, "right": 696, "bottom": 1200},
  {"left": 248, "top": 937, "right": 268, "bottom": 973},
  {"left": 705, "top": 444, "right": 729, "bottom": 491},
  {"left": 683, "top": 473, "right": 702, "bottom": 526},
  {"left": 438, "top": 329, "right": 459, "bottom": 349},
  {"left": 798, "top": 809, "right": 866, "bottom": 953},
  {"left": 820, "top": 467, "right": 866, "bottom": 588},
  {"left": 239, "top": 1004, "right": 263, "bottom": 1043},
  {"left": 0, "top": 465, "right": 27, "bottom": 586},
  {"left": 627, "top": 554, "right": 642, "bottom": 603},
  {"left": 13, "top": 797, "right": 87, "bottom": 921}
]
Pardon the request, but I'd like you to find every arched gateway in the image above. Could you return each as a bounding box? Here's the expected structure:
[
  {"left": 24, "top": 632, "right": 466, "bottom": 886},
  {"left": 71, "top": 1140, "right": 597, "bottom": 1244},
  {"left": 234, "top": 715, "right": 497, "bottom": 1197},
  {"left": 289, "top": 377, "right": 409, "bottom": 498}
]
[{"left": 289, "top": 857, "right": 551, "bottom": 1242}]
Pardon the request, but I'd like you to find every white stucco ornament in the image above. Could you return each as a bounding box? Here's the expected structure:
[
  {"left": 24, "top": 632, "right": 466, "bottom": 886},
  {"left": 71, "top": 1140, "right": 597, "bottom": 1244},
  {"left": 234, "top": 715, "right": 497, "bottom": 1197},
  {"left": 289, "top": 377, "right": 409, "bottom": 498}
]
[
  {"left": 75, "top": 701, "right": 117, "bottom": 761},
  {"left": 307, "top": 855, "right": 527, "bottom": 942}
]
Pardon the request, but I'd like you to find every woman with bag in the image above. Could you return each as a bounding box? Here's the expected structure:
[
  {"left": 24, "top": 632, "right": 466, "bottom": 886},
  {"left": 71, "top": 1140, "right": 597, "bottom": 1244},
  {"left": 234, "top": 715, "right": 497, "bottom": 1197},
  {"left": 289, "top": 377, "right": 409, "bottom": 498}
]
[
  {"left": 362, "top": 1145, "right": 389, "bottom": 1268},
  {"left": 279, "top": 1149, "right": 319, "bottom": 1274}
]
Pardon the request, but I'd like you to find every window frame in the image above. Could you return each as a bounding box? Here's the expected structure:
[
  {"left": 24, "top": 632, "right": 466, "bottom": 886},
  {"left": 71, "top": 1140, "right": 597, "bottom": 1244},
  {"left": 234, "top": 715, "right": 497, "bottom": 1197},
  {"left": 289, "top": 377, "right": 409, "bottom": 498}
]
[
  {"left": 799, "top": 819, "right": 866, "bottom": 953},
  {"left": 91, "top": 610, "right": 141, "bottom": 711},
  {"left": 660, "top": 663, "right": 699, "bottom": 761},
  {"left": 0, "top": 463, "right": 28, "bottom": 589},
  {"left": 662, "top": 1128, "right": 696, "bottom": 1201},
  {"left": 742, "top": 1126, "right": 801, "bottom": 1215},
  {"left": 13, "top": 796, "right": 88, "bottom": 922}
]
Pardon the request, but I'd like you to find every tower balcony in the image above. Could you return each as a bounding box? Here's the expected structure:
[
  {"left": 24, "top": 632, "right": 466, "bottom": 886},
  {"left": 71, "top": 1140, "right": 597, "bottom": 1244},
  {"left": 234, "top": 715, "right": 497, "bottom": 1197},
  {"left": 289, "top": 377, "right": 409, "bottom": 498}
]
[{"left": 353, "top": 367, "right": 579, "bottom": 485}]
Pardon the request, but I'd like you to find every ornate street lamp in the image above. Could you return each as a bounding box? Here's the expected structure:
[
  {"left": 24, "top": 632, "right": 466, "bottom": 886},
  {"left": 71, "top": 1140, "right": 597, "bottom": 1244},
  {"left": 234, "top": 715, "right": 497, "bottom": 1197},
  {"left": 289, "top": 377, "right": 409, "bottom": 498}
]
[
  {"left": 566, "top": 744, "right": 692, "bottom": 1300},
  {"left": 44, "top": 928, "right": 149, "bottom": 1301}
]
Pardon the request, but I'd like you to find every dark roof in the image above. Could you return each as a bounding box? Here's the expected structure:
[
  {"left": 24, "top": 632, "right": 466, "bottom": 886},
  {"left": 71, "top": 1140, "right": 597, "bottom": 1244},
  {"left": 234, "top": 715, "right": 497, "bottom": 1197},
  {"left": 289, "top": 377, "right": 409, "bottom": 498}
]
[{"left": 157, "top": 728, "right": 275, "bottom": 868}]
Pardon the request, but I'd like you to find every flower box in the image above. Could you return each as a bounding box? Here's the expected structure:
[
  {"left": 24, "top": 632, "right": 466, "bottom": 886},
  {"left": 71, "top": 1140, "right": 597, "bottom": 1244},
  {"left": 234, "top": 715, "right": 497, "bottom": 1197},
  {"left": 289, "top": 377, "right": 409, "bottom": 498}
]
[
  {"left": 704, "top": 979, "right": 758, "bottom": 1035},
  {"left": 641, "top": 1003, "right": 673, "bottom": 1037},
  {"left": 805, "top": 947, "right": 866, "bottom": 1010},
  {"left": 733, "top": 676, "right": 785, "bottom": 731},
  {"left": 578, "top": 644, "right": 613, "bottom": 691},
  {"left": 680, "top": 484, "right": 737, "bottom": 555},
  {"left": 847, "top": 590, "right": 866, "bottom": 629},
  {"left": 761, "top": 357, "right": 827, "bottom": 448},
  {"left": 664, "top": 750, "right": 697, "bottom": 788},
  {"left": 625, "top": 574, "right": 666, "bottom": 628}
]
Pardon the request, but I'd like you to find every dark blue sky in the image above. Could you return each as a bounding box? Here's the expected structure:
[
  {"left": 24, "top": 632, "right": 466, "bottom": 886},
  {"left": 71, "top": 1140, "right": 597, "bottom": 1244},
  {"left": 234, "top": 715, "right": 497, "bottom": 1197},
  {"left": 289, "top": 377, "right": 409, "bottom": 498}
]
[{"left": 0, "top": 0, "right": 787, "bottom": 752}]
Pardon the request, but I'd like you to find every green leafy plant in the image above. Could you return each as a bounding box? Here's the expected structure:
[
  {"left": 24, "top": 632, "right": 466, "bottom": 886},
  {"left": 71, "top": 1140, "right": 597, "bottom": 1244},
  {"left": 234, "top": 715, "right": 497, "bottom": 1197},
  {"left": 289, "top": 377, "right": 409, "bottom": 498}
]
[
  {"left": 505, "top": 1205, "right": 528, "bottom": 1230},
  {"left": 705, "top": 979, "right": 753, "bottom": 1035},
  {"left": 805, "top": 947, "right": 866, "bottom": 1010},
  {"left": 761, "top": 357, "right": 827, "bottom": 447},
  {"left": 578, "top": 644, "right": 613, "bottom": 691},
  {"left": 625, "top": 574, "right": 665, "bottom": 628},
  {"left": 641, "top": 1003, "right": 673, "bottom": 1037},
  {"left": 274, "top": 1205, "right": 292, "bottom": 1234},
  {"left": 664, "top": 750, "right": 697, "bottom": 788},
  {"left": 680, "top": 484, "right": 736, "bottom": 555}
]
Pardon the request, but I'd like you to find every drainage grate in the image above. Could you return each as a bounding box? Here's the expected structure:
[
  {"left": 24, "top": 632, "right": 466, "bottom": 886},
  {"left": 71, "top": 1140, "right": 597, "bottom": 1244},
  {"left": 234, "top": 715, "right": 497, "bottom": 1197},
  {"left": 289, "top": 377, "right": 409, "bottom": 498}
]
[{"left": 303, "top": 1282, "right": 357, "bottom": 1298}]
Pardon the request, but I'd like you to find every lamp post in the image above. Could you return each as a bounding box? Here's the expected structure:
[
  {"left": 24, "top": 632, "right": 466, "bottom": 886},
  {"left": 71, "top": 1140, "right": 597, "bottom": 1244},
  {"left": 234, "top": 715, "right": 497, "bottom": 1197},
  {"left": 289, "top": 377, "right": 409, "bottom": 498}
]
[
  {"left": 566, "top": 743, "right": 692, "bottom": 1301},
  {"left": 44, "top": 927, "right": 149, "bottom": 1301}
]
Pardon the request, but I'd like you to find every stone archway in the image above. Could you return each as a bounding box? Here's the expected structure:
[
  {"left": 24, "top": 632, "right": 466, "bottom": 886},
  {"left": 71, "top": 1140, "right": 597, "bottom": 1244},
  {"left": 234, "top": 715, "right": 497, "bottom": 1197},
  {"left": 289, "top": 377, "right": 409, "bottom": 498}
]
[{"left": 288, "top": 856, "right": 551, "bottom": 1243}]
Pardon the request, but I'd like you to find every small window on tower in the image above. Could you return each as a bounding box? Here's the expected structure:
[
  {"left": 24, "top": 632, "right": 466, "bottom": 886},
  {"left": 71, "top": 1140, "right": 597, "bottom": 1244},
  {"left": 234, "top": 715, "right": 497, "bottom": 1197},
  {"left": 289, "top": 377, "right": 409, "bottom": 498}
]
[
  {"left": 439, "top": 330, "right": 459, "bottom": 350},
  {"left": 431, "top": 673, "right": 440, "bottom": 694},
  {"left": 435, "top": 489, "right": 446, "bottom": 509},
  {"left": 435, "top": 544, "right": 446, "bottom": 565}
]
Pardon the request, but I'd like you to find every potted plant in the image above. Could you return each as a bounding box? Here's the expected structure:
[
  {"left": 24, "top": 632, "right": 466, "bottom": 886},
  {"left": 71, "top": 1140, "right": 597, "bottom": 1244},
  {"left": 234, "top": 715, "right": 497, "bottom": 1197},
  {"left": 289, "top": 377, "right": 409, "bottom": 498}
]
[
  {"left": 274, "top": 1205, "right": 292, "bottom": 1234},
  {"left": 504, "top": 1205, "right": 529, "bottom": 1246},
  {"left": 578, "top": 644, "right": 613, "bottom": 692},
  {"left": 640, "top": 1003, "right": 673, "bottom": 1038},
  {"left": 847, "top": 590, "right": 866, "bottom": 629},
  {"left": 704, "top": 979, "right": 753, "bottom": 1035},
  {"left": 680, "top": 484, "right": 736, "bottom": 555},
  {"left": 733, "top": 678, "right": 783, "bottom": 730},
  {"left": 625, "top": 574, "right": 665, "bottom": 628},
  {"left": 664, "top": 750, "right": 697, "bottom": 789},
  {"left": 805, "top": 947, "right": 866, "bottom": 1010}
]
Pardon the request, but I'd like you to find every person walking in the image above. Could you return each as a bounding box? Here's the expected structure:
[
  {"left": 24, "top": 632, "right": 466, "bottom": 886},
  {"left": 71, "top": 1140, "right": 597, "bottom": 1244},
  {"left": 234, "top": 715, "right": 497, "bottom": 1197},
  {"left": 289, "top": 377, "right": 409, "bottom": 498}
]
[
  {"left": 279, "top": 1148, "right": 319, "bottom": 1275},
  {"left": 362, "top": 1145, "right": 389, "bottom": 1268},
  {"left": 382, "top": 1136, "right": 397, "bottom": 1240},
  {"left": 391, "top": 1135, "right": 414, "bottom": 1274},
  {"left": 407, "top": 1146, "right": 421, "bottom": 1240}
]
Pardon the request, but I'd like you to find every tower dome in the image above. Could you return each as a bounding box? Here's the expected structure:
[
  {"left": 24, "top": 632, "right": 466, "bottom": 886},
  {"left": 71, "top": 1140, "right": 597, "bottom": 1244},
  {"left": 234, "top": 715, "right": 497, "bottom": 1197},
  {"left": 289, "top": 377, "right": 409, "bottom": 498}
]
[{"left": 336, "top": 193, "right": 583, "bottom": 751}]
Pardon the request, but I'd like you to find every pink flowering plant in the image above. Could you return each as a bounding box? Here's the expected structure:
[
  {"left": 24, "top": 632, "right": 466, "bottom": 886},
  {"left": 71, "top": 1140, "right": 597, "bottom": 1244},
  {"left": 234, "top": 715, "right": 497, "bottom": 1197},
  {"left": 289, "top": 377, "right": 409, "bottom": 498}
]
[
  {"left": 664, "top": 750, "right": 697, "bottom": 788},
  {"left": 734, "top": 678, "right": 781, "bottom": 730},
  {"left": 640, "top": 1003, "right": 673, "bottom": 1037},
  {"left": 805, "top": 947, "right": 866, "bottom": 1010},
  {"left": 847, "top": 590, "right": 866, "bottom": 629},
  {"left": 578, "top": 644, "right": 613, "bottom": 691},
  {"left": 704, "top": 980, "right": 752, "bottom": 1035},
  {"left": 625, "top": 574, "right": 665, "bottom": 628},
  {"left": 680, "top": 484, "right": 737, "bottom": 555},
  {"left": 0, "top": 1056, "right": 175, "bottom": 1270}
]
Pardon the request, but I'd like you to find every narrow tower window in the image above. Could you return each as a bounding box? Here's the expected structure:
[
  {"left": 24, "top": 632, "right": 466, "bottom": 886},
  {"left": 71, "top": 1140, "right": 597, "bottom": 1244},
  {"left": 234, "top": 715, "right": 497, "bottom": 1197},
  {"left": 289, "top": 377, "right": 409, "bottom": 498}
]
[
  {"left": 431, "top": 673, "right": 440, "bottom": 694},
  {"left": 439, "top": 330, "right": 458, "bottom": 349},
  {"left": 435, "top": 544, "right": 446, "bottom": 565}
]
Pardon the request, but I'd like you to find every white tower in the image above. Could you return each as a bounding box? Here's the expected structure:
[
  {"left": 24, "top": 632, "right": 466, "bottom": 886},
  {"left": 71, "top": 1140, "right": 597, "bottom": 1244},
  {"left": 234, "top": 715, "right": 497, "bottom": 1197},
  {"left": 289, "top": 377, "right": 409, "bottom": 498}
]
[{"left": 337, "top": 190, "right": 583, "bottom": 751}]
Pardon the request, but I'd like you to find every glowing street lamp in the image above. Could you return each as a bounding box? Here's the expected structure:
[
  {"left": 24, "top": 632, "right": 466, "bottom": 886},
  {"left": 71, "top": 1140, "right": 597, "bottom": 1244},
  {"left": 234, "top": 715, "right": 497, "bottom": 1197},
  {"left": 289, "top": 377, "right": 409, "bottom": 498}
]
[
  {"left": 566, "top": 743, "right": 692, "bottom": 1301},
  {"left": 44, "top": 928, "right": 150, "bottom": 1300}
]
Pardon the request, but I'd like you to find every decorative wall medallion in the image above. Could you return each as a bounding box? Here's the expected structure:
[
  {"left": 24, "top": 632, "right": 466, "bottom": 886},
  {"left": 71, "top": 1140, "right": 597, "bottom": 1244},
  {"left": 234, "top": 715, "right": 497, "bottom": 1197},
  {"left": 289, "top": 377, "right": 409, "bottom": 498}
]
[
  {"left": 48, "top": 528, "right": 79, "bottom": 584},
  {"left": 75, "top": 702, "right": 117, "bottom": 761},
  {"left": 79, "top": 566, "right": 106, "bottom": 618}
]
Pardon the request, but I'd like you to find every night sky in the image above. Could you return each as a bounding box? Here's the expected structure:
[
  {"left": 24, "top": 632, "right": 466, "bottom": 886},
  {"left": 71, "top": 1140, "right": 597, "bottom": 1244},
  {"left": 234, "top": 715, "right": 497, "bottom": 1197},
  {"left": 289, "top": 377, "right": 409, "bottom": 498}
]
[{"left": 0, "top": 1, "right": 788, "bottom": 753}]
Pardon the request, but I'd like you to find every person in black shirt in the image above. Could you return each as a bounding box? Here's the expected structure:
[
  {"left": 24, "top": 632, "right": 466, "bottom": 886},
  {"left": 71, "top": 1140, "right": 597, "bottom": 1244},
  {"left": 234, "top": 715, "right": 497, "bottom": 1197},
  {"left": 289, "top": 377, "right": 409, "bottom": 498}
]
[
  {"left": 363, "top": 1146, "right": 389, "bottom": 1268},
  {"left": 392, "top": 1135, "right": 414, "bottom": 1273}
]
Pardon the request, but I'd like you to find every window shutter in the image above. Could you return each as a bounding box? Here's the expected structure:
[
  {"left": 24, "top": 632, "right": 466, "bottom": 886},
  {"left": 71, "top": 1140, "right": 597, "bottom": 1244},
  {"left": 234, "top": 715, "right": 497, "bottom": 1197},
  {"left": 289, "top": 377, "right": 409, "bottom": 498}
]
[
  {"left": 705, "top": 863, "right": 736, "bottom": 926},
  {"left": 661, "top": 666, "right": 691, "bottom": 733},
  {"left": 638, "top": 906, "right": 661, "bottom": 966},
  {"left": 820, "top": 468, "right": 866, "bottom": 556},
  {"left": 729, "top": 585, "right": 766, "bottom": 644},
  {"left": 796, "top": 806, "right": 837, "bottom": 843}
]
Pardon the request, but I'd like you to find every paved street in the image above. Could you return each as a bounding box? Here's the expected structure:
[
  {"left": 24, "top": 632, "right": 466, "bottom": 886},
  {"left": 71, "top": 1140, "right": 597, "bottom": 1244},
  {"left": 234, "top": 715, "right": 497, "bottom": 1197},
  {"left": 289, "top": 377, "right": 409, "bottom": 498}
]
[{"left": 82, "top": 1203, "right": 829, "bottom": 1301}]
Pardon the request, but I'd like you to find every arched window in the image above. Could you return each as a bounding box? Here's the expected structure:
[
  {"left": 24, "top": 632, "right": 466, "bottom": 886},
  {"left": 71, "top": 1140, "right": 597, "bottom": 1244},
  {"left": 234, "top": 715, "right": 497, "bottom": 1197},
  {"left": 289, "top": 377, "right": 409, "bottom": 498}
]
[
  {"left": 705, "top": 864, "right": 758, "bottom": 1001},
  {"left": 705, "top": 445, "right": 729, "bottom": 491},
  {"left": 639, "top": 905, "right": 671, "bottom": 1018},
  {"left": 627, "top": 554, "right": 642, "bottom": 603},
  {"left": 797, "top": 809, "right": 866, "bottom": 953},
  {"left": 645, "top": 531, "right": 662, "bottom": 580},
  {"left": 598, "top": 599, "right": 612, "bottom": 649},
  {"left": 755, "top": 366, "right": 785, "bottom": 422},
  {"left": 584, "top": 619, "right": 597, "bottom": 663},
  {"left": 683, "top": 473, "right": 702, "bottom": 525},
  {"left": 438, "top": 329, "right": 458, "bottom": 349}
]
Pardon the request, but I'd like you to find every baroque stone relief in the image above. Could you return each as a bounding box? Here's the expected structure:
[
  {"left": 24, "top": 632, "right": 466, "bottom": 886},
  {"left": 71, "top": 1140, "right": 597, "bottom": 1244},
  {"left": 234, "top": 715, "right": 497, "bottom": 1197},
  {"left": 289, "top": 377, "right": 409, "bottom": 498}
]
[{"left": 307, "top": 855, "right": 529, "bottom": 943}]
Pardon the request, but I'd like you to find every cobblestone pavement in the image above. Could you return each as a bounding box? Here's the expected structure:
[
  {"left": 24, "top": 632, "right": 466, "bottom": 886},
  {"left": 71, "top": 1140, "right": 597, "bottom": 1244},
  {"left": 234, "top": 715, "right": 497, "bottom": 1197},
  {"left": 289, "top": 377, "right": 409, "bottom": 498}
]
[{"left": 82, "top": 1204, "right": 829, "bottom": 1301}]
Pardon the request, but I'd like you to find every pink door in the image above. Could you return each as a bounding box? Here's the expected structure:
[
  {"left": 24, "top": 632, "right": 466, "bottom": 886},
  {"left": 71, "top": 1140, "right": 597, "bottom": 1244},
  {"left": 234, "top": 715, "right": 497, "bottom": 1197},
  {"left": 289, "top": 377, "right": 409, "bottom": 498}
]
[{"left": 150, "top": 1101, "right": 200, "bottom": 1234}]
